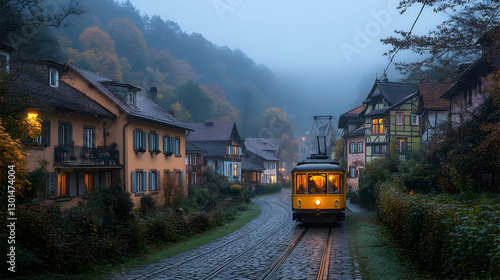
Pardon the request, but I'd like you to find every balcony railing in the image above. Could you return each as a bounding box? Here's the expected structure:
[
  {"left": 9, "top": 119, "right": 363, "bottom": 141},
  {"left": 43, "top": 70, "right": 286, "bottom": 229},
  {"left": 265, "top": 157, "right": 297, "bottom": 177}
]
[
  {"left": 54, "top": 145, "right": 120, "bottom": 166},
  {"left": 224, "top": 154, "right": 242, "bottom": 161}
]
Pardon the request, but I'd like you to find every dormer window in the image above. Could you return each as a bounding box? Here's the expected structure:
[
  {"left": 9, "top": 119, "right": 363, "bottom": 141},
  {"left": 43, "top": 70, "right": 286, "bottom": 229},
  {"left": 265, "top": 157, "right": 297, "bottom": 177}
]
[
  {"left": 49, "top": 68, "right": 59, "bottom": 87},
  {"left": 0, "top": 51, "right": 9, "bottom": 72},
  {"left": 127, "top": 92, "right": 135, "bottom": 106}
]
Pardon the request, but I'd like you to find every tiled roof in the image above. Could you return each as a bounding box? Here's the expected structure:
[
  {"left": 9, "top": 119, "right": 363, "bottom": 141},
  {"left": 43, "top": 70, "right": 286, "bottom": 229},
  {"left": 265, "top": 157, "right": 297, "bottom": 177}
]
[
  {"left": 67, "top": 64, "right": 191, "bottom": 131},
  {"left": 185, "top": 142, "right": 206, "bottom": 153},
  {"left": 343, "top": 126, "right": 365, "bottom": 138},
  {"left": 245, "top": 138, "right": 280, "bottom": 153},
  {"left": 245, "top": 145, "right": 279, "bottom": 161},
  {"left": 187, "top": 141, "right": 227, "bottom": 157},
  {"left": 376, "top": 80, "right": 419, "bottom": 105},
  {"left": 419, "top": 83, "right": 450, "bottom": 111},
  {"left": 18, "top": 74, "right": 114, "bottom": 118},
  {"left": 186, "top": 122, "right": 238, "bottom": 141},
  {"left": 338, "top": 104, "right": 366, "bottom": 128},
  {"left": 241, "top": 157, "right": 265, "bottom": 171}
]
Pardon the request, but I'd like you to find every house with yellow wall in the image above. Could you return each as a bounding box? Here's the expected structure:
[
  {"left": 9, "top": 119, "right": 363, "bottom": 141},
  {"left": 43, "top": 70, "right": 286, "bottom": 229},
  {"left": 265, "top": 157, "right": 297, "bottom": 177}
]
[{"left": 21, "top": 59, "right": 191, "bottom": 209}]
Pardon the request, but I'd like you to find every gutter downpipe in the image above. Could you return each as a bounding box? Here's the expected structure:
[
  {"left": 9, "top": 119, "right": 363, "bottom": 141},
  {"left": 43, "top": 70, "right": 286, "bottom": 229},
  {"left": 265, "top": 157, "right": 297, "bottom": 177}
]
[{"left": 123, "top": 116, "right": 133, "bottom": 193}]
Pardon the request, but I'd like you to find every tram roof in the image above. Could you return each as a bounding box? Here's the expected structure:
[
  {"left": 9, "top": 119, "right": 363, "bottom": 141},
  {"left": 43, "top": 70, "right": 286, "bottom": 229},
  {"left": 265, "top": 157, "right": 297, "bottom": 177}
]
[{"left": 292, "top": 158, "right": 345, "bottom": 172}]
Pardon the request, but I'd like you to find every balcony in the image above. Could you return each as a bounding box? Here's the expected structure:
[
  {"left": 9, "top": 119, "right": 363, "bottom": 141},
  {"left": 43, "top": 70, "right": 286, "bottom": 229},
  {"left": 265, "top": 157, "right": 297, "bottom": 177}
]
[
  {"left": 224, "top": 155, "right": 242, "bottom": 162},
  {"left": 54, "top": 145, "right": 120, "bottom": 166}
]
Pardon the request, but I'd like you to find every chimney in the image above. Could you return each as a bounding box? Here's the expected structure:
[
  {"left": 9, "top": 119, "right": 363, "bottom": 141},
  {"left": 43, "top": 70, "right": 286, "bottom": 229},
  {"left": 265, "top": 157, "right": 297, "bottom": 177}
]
[{"left": 149, "top": 87, "right": 157, "bottom": 102}]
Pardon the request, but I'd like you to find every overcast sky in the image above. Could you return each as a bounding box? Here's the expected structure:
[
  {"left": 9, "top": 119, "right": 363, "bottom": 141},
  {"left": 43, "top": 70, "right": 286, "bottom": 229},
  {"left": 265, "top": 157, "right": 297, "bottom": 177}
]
[{"left": 121, "top": 0, "right": 443, "bottom": 133}]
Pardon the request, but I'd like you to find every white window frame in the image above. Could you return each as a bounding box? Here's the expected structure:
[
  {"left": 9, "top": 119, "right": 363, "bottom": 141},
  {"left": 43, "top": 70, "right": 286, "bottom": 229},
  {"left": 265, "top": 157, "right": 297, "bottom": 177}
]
[
  {"left": 49, "top": 68, "right": 59, "bottom": 88},
  {"left": 411, "top": 114, "right": 419, "bottom": 126},
  {"left": 349, "top": 142, "right": 356, "bottom": 154},
  {"left": 396, "top": 112, "right": 403, "bottom": 126},
  {"left": 349, "top": 166, "right": 357, "bottom": 178},
  {"left": 357, "top": 142, "right": 363, "bottom": 153}
]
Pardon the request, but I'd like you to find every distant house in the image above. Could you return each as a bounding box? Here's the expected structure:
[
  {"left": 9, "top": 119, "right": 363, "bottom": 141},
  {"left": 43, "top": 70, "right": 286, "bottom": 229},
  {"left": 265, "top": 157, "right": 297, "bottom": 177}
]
[
  {"left": 244, "top": 139, "right": 280, "bottom": 184},
  {"left": 360, "top": 78, "right": 420, "bottom": 163},
  {"left": 21, "top": 59, "right": 191, "bottom": 209},
  {"left": 338, "top": 104, "right": 366, "bottom": 190},
  {"left": 441, "top": 26, "right": 500, "bottom": 126},
  {"left": 186, "top": 121, "right": 244, "bottom": 183},
  {"left": 185, "top": 142, "right": 206, "bottom": 186},
  {"left": 417, "top": 83, "right": 450, "bottom": 142}
]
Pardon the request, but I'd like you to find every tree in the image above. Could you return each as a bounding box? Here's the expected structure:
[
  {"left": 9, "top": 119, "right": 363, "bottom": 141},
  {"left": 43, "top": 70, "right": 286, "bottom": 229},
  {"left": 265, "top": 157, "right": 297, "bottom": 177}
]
[
  {"left": 382, "top": 0, "right": 500, "bottom": 83},
  {"left": 173, "top": 80, "right": 213, "bottom": 122},
  {"left": 0, "top": 0, "right": 86, "bottom": 44},
  {"left": 78, "top": 26, "right": 122, "bottom": 81},
  {"left": 200, "top": 82, "right": 239, "bottom": 122},
  {"left": 106, "top": 17, "right": 147, "bottom": 71}
]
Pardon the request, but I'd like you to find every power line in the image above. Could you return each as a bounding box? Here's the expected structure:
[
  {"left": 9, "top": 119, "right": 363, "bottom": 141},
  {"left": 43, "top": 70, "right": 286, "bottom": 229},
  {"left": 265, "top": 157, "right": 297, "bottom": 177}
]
[{"left": 382, "top": 1, "right": 427, "bottom": 77}]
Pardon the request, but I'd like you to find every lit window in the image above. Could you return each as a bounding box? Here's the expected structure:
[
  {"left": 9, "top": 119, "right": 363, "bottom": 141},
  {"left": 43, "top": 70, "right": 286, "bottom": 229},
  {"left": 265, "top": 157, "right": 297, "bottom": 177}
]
[
  {"left": 396, "top": 138, "right": 406, "bottom": 152},
  {"left": 49, "top": 68, "right": 59, "bottom": 87},
  {"left": 84, "top": 172, "right": 95, "bottom": 193},
  {"left": 58, "top": 172, "right": 69, "bottom": 196},
  {"left": 372, "top": 118, "right": 384, "bottom": 135}
]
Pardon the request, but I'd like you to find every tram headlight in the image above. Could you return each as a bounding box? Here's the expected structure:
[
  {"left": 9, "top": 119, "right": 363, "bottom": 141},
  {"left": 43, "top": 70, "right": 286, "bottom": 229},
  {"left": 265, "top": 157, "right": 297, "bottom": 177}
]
[
  {"left": 315, "top": 199, "right": 321, "bottom": 206},
  {"left": 335, "top": 199, "right": 339, "bottom": 206},
  {"left": 297, "top": 199, "right": 301, "bottom": 207}
]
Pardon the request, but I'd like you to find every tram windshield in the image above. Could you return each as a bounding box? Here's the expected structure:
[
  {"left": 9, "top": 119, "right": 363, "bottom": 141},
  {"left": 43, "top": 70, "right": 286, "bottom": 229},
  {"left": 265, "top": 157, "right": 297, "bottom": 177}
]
[{"left": 295, "top": 173, "right": 342, "bottom": 194}]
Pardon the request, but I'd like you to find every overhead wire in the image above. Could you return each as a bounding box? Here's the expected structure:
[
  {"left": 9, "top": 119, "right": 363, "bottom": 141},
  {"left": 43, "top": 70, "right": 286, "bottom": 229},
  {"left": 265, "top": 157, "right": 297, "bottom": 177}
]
[{"left": 382, "top": 1, "right": 427, "bottom": 77}]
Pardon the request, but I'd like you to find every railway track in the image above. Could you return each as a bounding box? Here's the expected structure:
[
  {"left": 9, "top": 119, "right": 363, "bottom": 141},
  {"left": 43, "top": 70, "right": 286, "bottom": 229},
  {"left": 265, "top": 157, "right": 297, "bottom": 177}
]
[
  {"left": 119, "top": 193, "right": 293, "bottom": 280},
  {"left": 261, "top": 225, "right": 335, "bottom": 280}
]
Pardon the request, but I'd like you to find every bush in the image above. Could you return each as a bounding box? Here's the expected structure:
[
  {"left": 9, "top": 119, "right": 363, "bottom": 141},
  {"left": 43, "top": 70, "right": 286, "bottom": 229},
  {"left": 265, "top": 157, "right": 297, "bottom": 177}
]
[
  {"left": 377, "top": 184, "right": 500, "bottom": 279},
  {"left": 254, "top": 182, "right": 282, "bottom": 195},
  {"left": 140, "top": 194, "right": 156, "bottom": 213}
]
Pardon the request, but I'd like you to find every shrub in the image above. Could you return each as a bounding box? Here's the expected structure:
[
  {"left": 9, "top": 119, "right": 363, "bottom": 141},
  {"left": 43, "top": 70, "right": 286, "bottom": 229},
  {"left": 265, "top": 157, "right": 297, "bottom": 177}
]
[
  {"left": 230, "top": 184, "right": 244, "bottom": 197},
  {"left": 254, "top": 182, "right": 282, "bottom": 195},
  {"left": 140, "top": 194, "right": 156, "bottom": 213},
  {"left": 377, "top": 184, "right": 500, "bottom": 279}
]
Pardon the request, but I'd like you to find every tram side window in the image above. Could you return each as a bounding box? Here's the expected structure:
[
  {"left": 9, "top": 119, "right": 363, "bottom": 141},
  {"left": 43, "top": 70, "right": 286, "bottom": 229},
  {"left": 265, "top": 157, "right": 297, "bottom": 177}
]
[
  {"left": 308, "top": 174, "right": 326, "bottom": 194},
  {"left": 296, "top": 174, "right": 307, "bottom": 194},
  {"left": 328, "top": 174, "right": 341, "bottom": 194}
]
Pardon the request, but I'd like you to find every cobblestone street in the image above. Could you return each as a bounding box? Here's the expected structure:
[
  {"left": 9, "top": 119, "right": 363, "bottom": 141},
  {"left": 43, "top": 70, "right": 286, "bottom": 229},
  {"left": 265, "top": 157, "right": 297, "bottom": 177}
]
[{"left": 108, "top": 190, "right": 361, "bottom": 280}]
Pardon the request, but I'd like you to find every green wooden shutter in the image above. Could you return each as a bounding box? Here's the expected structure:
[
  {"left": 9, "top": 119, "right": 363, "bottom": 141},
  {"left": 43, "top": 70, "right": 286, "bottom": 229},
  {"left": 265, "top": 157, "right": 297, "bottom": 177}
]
[
  {"left": 131, "top": 171, "right": 137, "bottom": 192},
  {"left": 148, "top": 133, "right": 152, "bottom": 152},
  {"left": 143, "top": 172, "right": 147, "bottom": 192},
  {"left": 163, "top": 135, "right": 167, "bottom": 153},
  {"left": 69, "top": 172, "right": 77, "bottom": 197},
  {"left": 133, "top": 130, "right": 138, "bottom": 151},
  {"left": 148, "top": 171, "right": 152, "bottom": 191},
  {"left": 43, "top": 120, "right": 50, "bottom": 147},
  {"left": 47, "top": 172, "right": 57, "bottom": 199},
  {"left": 142, "top": 131, "right": 146, "bottom": 150},
  {"left": 155, "top": 134, "right": 159, "bottom": 151},
  {"left": 78, "top": 172, "right": 84, "bottom": 195},
  {"left": 156, "top": 171, "right": 161, "bottom": 190},
  {"left": 169, "top": 137, "right": 175, "bottom": 154}
]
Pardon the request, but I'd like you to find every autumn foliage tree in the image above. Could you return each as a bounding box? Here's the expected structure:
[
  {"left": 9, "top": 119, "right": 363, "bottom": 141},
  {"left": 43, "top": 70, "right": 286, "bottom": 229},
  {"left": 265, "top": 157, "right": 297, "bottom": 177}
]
[{"left": 76, "top": 26, "right": 122, "bottom": 81}]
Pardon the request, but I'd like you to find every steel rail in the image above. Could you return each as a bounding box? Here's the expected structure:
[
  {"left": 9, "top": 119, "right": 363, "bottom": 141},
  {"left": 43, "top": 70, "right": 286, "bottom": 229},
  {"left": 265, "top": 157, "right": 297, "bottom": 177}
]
[
  {"left": 317, "top": 227, "right": 333, "bottom": 280},
  {"left": 137, "top": 197, "right": 288, "bottom": 280},
  {"left": 261, "top": 227, "right": 309, "bottom": 280}
]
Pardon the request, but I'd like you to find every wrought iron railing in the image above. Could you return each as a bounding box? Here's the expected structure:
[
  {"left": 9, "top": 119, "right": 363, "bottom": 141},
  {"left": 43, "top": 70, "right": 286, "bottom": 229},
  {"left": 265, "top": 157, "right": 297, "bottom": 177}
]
[{"left": 54, "top": 145, "right": 120, "bottom": 166}]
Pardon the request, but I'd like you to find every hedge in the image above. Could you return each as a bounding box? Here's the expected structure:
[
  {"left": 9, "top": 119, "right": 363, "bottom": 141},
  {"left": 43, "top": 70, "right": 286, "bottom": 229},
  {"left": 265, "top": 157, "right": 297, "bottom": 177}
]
[{"left": 377, "top": 184, "right": 500, "bottom": 279}]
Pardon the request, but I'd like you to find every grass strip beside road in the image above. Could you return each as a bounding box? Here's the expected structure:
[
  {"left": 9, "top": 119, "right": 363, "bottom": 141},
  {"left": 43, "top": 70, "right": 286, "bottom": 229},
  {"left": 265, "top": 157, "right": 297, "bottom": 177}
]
[{"left": 346, "top": 211, "right": 419, "bottom": 280}]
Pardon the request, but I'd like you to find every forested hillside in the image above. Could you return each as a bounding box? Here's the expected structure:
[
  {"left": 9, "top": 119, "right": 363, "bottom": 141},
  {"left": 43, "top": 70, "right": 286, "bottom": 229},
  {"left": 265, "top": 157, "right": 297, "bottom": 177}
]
[{"left": 48, "top": 0, "right": 279, "bottom": 136}]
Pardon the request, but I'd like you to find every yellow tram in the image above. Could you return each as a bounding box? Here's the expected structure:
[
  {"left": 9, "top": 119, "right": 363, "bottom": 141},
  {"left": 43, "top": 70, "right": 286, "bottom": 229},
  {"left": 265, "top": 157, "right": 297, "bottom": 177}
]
[
  {"left": 291, "top": 116, "right": 346, "bottom": 223},
  {"left": 291, "top": 155, "right": 346, "bottom": 223}
]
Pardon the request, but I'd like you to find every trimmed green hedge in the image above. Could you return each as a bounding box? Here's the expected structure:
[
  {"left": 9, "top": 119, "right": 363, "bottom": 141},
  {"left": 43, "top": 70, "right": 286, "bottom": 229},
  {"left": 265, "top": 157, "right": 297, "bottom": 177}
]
[
  {"left": 254, "top": 182, "right": 282, "bottom": 195},
  {"left": 377, "top": 184, "right": 500, "bottom": 279}
]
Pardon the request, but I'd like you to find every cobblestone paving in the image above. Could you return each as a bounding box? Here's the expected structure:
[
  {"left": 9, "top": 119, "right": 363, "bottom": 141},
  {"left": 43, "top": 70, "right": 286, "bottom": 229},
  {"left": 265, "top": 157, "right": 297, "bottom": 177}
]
[{"left": 107, "top": 191, "right": 361, "bottom": 280}]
